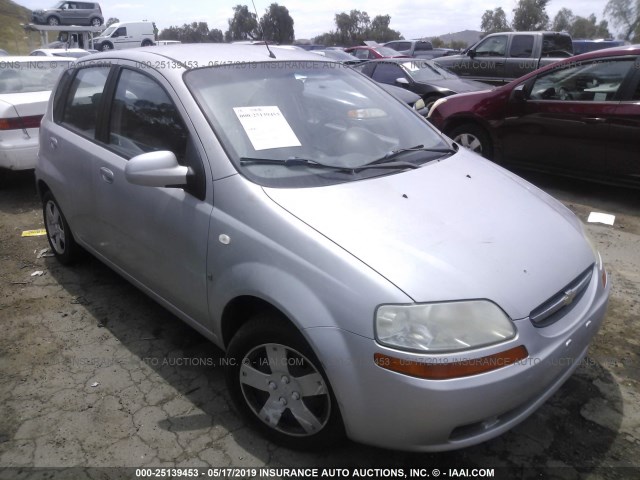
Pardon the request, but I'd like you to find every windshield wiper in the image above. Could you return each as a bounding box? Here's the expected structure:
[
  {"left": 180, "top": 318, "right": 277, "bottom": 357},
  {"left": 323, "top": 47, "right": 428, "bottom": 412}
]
[
  {"left": 240, "top": 156, "right": 421, "bottom": 174},
  {"left": 362, "top": 144, "right": 457, "bottom": 168},
  {"left": 240, "top": 156, "right": 354, "bottom": 173}
]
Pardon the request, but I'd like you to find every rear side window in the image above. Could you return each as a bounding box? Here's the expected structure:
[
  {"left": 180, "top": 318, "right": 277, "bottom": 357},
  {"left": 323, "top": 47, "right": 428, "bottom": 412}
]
[
  {"left": 542, "top": 34, "right": 573, "bottom": 57},
  {"left": 61, "top": 66, "right": 110, "bottom": 137},
  {"left": 108, "top": 68, "right": 188, "bottom": 160},
  {"left": 510, "top": 35, "right": 534, "bottom": 58},
  {"left": 415, "top": 41, "right": 432, "bottom": 51},
  {"left": 389, "top": 42, "right": 411, "bottom": 51}
]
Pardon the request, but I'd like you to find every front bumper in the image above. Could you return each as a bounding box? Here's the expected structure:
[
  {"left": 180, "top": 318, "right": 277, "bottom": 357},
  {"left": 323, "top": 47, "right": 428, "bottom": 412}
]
[{"left": 306, "top": 266, "right": 610, "bottom": 451}]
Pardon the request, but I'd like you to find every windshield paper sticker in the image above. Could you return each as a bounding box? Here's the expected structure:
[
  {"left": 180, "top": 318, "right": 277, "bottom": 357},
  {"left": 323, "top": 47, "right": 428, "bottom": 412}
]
[{"left": 233, "top": 106, "right": 301, "bottom": 151}]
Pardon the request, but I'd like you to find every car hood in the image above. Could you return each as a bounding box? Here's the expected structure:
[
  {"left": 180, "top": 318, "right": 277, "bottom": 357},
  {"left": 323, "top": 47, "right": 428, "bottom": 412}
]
[
  {"left": 263, "top": 151, "right": 594, "bottom": 320},
  {"left": 424, "top": 77, "right": 491, "bottom": 93},
  {"left": 0, "top": 91, "right": 51, "bottom": 118}
]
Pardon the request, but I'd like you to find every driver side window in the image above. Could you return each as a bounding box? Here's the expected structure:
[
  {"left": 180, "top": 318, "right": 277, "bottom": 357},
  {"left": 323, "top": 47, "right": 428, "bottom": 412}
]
[{"left": 530, "top": 59, "right": 634, "bottom": 102}]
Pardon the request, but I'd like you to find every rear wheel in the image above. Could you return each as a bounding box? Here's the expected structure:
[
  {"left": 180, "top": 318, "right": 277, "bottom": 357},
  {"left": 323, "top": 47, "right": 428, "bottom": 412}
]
[
  {"left": 47, "top": 16, "right": 60, "bottom": 26},
  {"left": 43, "top": 191, "right": 80, "bottom": 265},
  {"left": 141, "top": 39, "right": 153, "bottom": 47},
  {"left": 225, "top": 314, "right": 345, "bottom": 450},
  {"left": 449, "top": 123, "right": 493, "bottom": 159}
]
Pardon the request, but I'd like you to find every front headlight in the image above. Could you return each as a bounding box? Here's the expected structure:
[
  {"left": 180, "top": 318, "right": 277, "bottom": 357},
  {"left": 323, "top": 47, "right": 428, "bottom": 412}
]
[{"left": 375, "top": 300, "right": 516, "bottom": 353}]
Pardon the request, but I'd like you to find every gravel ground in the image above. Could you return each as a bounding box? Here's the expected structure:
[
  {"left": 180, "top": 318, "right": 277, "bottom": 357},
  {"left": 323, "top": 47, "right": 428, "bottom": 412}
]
[{"left": 0, "top": 169, "right": 638, "bottom": 480}]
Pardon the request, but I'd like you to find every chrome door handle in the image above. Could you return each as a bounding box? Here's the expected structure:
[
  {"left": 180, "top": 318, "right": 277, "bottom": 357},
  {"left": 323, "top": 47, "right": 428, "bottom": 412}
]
[
  {"left": 100, "top": 167, "right": 114, "bottom": 184},
  {"left": 49, "top": 137, "right": 58, "bottom": 149}
]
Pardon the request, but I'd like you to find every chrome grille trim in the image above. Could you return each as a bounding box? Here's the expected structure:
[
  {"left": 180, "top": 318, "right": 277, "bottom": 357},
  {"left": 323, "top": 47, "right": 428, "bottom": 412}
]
[{"left": 530, "top": 265, "right": 594, "bottom": 327}]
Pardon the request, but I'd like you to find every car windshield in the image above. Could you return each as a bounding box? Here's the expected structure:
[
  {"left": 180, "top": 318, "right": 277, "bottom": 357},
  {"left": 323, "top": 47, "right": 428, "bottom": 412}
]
[
  {"left": 401, "top": 60, "right": 457, "bottom": 81},
  {"left": 101, "top": 26, "right": 116, "bottom": 37},
  {"left": 375, "top": 47, "right": 402, "bottom": 57},
  {"left": 0, "top": 61, "right": 71, "bottom": 94},
  {"left": 185, "top": 61, "right": 451, "bottom": 188}
]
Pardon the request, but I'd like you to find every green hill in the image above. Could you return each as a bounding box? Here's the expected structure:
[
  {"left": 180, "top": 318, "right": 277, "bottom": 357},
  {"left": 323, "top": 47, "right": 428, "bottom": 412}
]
[{"left": 0, "top": 0, "right": 41, "bottom": 54}]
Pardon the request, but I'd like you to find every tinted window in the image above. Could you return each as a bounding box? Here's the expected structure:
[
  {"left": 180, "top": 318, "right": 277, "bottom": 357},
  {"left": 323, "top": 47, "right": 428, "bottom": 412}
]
[
  {"left": 389, "top": 42, "right": 410, "bottom": 51},
  {"left": 542, "top": 34, "right": 573, "bottom": 57},
  {"left": 509, "top": 35, "right": 534, "bottom": 58},
  {"left": 61, "top": 66, "right": 109, "bottom": 136},
  {"left": 114, "top": 27, "right": 127, "bottom": 37},
  {"left": 530, "top": 59, "right": 634, "bottom": 102},
  {"left": 371, "top": 63, "right": 404, "bottom": 84},
  {"left": 414, "top": 41, "right": 433, "bottom": 51},
  {"left": 108, "top": 69, "right": 188, "bottom": 160},
  {"left": 475, "top": 35, "right": 507, "bottom": 57}
]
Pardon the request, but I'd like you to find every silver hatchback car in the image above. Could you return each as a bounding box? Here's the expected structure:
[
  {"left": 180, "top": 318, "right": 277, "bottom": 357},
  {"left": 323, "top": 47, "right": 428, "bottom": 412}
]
[{"left": 35, "top": 45, "right": 610, "bottom": 452}]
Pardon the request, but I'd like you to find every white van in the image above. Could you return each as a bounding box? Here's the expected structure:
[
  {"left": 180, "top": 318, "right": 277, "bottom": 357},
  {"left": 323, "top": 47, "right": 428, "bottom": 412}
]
[{"left": 93, "top": 21, "right": 155, "bottom": 51}]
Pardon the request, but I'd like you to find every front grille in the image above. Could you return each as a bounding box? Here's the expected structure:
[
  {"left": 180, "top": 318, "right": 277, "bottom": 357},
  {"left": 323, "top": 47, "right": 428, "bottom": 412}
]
[{"left": 529, "top": 265, "right": 593, "bottom": 327}]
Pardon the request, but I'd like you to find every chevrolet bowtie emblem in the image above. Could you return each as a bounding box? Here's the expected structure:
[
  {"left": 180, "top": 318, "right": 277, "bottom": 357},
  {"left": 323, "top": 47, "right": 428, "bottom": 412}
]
[{"left": 562, "top": 287, "right": 579, "bottom": 307}]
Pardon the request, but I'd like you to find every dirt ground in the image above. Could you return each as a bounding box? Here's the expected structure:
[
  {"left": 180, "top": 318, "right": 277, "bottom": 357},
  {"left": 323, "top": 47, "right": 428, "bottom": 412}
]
[{"left": 0, "top": 169, "right": 638, "bottom": 479}]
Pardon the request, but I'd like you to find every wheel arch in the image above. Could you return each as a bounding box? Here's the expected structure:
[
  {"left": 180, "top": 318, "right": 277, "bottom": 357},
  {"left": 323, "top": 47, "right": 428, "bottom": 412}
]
[{"left": 442, "top": 115, "right": 501, "bottom": 160}]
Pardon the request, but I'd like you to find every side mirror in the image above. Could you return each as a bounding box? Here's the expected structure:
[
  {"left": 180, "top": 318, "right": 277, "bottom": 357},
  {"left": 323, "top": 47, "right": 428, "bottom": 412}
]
[
  {"left": 395, "top": 77, "right": 410, "bottom": 87},
  {"left": 468, "top": 49, "right": 476, "bottom": 59},
  {"left": 125, "top": 151, "right": 189, "bottom": 188},
  {"left": 511, "top": 83, "right": 527, "bottom": 102}
]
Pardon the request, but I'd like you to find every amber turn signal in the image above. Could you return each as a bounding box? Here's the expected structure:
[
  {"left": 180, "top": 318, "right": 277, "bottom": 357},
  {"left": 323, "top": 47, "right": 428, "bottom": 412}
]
[{"left": 374, "top": 345, "right": 529, "bottom": 380}]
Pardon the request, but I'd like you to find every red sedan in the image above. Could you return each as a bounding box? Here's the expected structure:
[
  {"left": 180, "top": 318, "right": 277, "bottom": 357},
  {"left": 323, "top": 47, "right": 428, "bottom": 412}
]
[{"left": 428, "top": 45, "right": 640, "bottom": 187}]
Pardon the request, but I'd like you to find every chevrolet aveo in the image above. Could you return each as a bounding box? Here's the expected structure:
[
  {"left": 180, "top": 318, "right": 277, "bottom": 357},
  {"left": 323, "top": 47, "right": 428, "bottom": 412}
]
[{"left": 35, "top": 45, "right": 610, "bottom": 452}]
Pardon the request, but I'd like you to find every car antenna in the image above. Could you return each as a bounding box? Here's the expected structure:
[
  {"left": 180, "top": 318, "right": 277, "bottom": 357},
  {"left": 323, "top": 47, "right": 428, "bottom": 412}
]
[{"left": 251, "top": 0, "right": 275, "bottom": 58}]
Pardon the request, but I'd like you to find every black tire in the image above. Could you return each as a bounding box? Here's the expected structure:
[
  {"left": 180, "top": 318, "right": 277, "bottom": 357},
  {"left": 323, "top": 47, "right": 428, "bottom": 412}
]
[
  {"left": 42, "top": 191, "right": 80, "bottom": 265},
  {"left": 47, "top": 16, "right": 60, "bottom": 26},
  {"left": 225, "top": 314, "right": 345, "bottom": 450},
  {"left": 100, "top": 42, "right": 113, "bottom": 52},
  {"left": 448, "top": 123, "right": 493, "bottom": 159},
  {"left": 90, "top": 17, "right": 102, "bottom": 27},
  {"left": 141, "top": 39, "right": 153, "bottom": 47}
]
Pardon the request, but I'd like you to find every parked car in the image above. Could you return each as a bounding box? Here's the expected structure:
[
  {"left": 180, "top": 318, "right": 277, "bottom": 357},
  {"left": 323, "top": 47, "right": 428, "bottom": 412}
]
[
  {"left": 312, "top": 49, "right": 362, "bottom": 65},
  {"left": 344, "top": 45, "right": 408, "bottom": 60},
  {"left": 93, "top": 21, "right": 155, "bottom": 51},
  {"left": 0, "top": 57, "right": 73, "bottom": 171},
  {"left": 428, "top": 45, "right": 640, "bottom": 187},
  {"left": 435, "top": 31, "right": 573, "bottom": 85},
  {"left": 30, "top": 48, "right": 92, "bottom": 58},
  {"left": 572, "top": 39, "right": 626, "bottom": 55},
  {"left": 0, "top": 49, "right": 8, "bottom": 56},
  {"left": 31, "top": 1, "right": 103, "bottom": 27},
  {"left": 36, "top": 44, "right": 609, "bottom": 452},
  {"left": 354, "top": 58, "right": 490, "bottom": 111},
  {"left": 383, "top": 39, "right": 455, "bottom": 60}
]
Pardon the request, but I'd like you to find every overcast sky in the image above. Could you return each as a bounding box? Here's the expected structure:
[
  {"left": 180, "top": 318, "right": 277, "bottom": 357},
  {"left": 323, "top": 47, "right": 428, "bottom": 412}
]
[{"left": 21, "top": 1, "right": 615, "bottom": 40}]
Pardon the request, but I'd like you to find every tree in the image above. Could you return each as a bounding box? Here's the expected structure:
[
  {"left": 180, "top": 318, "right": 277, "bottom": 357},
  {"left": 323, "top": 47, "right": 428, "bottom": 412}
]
[
  {"left": 552, "top": 9, "right": 612, "bottom": 38},
  {"left": 208, "top": 29, "right": 224, "bottom": 43},
  {"left": 106, "top": 17, "right": 119, "bottom": 27},
  {"left": 551, "top": 8, "right": 574, "bottom": 32},
  {"left": 431, "top": 37, "right": 444, "bottom": 48},
  {"left": 368, "top": 14, "right": 402, "bottom": 42},
  {"left": 480, "top": 7, "right": 511, "bottom": 34},
  {"left": 260, "top": 3, "right": 294, "bottom": 44},
  {"left": 315, "top": 9, "right": 402, "bottom": 46},
  {"left": 512, "top": 0, "right": 549, "bottom": 31},
  {"left": 158, "top": 22, "right": 213, "bottom": 43},
  {"left": 604, "top": 0, "right": 640, "bottom": 41},
  {"left": 226, "top": 4, "right": 259, "bottom": 41}
]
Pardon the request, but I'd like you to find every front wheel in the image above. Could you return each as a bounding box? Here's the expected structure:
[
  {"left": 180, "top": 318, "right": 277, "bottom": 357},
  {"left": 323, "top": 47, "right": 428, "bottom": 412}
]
[
  {"left": 141, "top": 39, "right": 153, "bottom": 47},
  {"left": 43, "top": 191, "right": 80, "bottom": 265},
  {"left": 47, "top": 16, "right": 60, "bottom": 26},
  {"left": 448, "top": 123, "right": 493, "bottom": 159},
  {"left": 225, "top": 314, "right": 345, "bottom": 450},
  {"left": 99, "top": 42, "right": 113, "bottom": 52}
]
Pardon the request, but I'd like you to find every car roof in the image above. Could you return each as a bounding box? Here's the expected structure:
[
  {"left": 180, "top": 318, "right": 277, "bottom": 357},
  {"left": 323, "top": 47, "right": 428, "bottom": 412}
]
[
  {"left": 75, "top": 43, "right": 333, "bottom": 68},
  {"left": 31, "top": 48, "right": 89, "bottom": 54},
  {"left": 1, "top": 56, "right": 76, "bottom": 62}
]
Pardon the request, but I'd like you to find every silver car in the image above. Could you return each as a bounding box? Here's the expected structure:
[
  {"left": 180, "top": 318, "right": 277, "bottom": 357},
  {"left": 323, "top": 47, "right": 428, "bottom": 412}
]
[{"left": 35, "top": 45, "right": 610, "bottom": 452}]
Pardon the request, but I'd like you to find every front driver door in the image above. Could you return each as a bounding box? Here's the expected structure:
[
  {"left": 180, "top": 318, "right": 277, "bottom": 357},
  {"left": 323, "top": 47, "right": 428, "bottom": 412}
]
[
  {"left": 91, "top": 64, "right": 212, "bottom": 325},
  {"left": 500, "top": 57, "right": 636, "bottom": 177}
]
